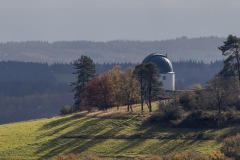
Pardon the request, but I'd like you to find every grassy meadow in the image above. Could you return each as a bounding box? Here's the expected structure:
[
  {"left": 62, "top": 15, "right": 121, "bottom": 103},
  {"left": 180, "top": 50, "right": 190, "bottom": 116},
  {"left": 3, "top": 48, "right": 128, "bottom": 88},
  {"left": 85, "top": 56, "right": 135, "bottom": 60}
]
[{"left": 0, "top": 103, "right": 234, "bottom": 159}]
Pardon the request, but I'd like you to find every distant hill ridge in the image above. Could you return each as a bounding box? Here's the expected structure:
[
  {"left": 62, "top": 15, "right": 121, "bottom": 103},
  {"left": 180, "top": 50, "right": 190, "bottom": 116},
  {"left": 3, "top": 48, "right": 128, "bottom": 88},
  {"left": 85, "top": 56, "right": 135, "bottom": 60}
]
[{"left": 0, "top": 36, "right": 225, "bottom": 64}]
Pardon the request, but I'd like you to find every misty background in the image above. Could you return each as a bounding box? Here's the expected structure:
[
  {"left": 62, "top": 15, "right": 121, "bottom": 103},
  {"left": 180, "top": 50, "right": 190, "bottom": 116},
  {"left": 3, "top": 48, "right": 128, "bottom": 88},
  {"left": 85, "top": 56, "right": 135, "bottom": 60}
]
[{"left": 0, "top": 0, "right": 240, "bottom": 42}]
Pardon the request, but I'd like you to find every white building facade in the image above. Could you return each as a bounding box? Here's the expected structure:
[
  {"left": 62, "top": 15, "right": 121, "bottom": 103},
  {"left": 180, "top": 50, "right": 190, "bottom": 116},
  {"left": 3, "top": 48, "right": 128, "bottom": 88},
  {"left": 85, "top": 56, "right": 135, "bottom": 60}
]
[{"left": 143, "top": 53, "right": 175, "bottom": 91}]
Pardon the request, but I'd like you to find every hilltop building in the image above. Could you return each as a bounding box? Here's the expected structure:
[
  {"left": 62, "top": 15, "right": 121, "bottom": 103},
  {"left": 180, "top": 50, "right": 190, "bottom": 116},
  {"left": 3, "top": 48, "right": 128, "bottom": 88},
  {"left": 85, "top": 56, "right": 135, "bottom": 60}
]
[{"left": 143, "top": 53, "right": 175, "bottom": 91}]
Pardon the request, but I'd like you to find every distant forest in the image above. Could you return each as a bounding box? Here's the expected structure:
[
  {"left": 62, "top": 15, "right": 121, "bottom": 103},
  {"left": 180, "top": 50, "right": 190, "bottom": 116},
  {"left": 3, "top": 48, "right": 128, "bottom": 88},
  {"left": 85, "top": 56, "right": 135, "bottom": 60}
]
[
  {"left": 0, "top": 36, "right": 225, "bottom": 64},
  {"left": 0, "top": 60, "right": 223, "bottom": 124}
]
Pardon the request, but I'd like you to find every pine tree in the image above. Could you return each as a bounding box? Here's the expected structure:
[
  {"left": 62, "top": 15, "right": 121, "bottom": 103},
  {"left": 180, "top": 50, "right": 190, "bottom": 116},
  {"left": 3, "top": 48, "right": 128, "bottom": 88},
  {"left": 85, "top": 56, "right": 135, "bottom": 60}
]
[
  {"left": 219, "top": 35, "right": 240, "bottom": 84},
  {"left": 71, "top": 55, "right": 95, "bottom": 111}
]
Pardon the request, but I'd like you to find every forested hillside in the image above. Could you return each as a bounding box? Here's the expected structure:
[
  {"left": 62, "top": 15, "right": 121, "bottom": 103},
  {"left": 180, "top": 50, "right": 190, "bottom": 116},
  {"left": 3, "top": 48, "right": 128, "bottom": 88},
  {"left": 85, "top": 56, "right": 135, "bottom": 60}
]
[
  {"left": 0, "top": 37, "right": 224, "bottom": 64},
  {"left": 0, "top": 60, "right": 222, "bottom": 124},
  {"left": 0, "top": 62, "right": 73, "bottom": 124}
]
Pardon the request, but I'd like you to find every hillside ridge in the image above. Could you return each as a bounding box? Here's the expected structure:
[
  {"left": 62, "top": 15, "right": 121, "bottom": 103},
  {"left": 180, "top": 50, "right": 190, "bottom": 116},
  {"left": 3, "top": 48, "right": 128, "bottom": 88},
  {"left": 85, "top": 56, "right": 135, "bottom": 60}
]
[
  {"left": 0, "top": 104, "right": 231, "bottom": 159},
  {"left": 0, "top": 37, "right": 225, "bottom": 64}
]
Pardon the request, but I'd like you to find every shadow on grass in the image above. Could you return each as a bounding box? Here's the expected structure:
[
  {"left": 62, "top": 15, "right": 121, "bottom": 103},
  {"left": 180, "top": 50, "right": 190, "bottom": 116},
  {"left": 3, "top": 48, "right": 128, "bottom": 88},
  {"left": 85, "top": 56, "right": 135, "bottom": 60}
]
[
  {"left": 41, "top": 112, "right": 89, "bottom": 130},
  {"left": 35, "top": 112, "right": 223, "bottom": 159},
  {"left": 35, "top": 114, "right": 136, "bottom": 159},
  {"left": 139, "top": 118, "right": 227, "bottom": 140}
]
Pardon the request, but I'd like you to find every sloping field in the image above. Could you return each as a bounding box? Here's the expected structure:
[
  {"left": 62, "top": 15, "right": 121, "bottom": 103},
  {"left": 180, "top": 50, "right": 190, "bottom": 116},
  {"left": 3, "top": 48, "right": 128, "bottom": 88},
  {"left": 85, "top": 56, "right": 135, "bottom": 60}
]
[{"left": 0, "top": 105, "right": 232, "bottom": 159}]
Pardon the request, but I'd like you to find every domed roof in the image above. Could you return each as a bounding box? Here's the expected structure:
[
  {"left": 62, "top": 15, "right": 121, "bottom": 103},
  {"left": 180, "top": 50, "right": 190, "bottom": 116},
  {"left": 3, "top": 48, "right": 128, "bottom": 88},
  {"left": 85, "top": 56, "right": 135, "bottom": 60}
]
[{"left": 142, "top": 53, "right": 173, "bottom": 73}]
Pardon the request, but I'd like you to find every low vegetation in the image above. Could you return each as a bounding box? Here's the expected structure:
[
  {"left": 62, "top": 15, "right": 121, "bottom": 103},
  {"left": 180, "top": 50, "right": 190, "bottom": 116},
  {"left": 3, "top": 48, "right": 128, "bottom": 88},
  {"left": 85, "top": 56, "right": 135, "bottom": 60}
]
[
  {"left": 1, "top": 103, "right": 239, "bottom": 159},
  {"left": 221, "top": 134, "right": 240, "bottom": 159}
]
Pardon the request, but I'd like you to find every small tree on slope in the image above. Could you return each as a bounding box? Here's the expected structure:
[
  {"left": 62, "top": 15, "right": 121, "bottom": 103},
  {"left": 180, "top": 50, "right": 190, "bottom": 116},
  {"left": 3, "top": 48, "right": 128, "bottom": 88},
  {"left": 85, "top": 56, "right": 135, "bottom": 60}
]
[
  {"left": 71, "top": 55, "right": 95, "bottom": 111},
  {"left": 133, "top": 62, "right": 162, "bottom": 112}
]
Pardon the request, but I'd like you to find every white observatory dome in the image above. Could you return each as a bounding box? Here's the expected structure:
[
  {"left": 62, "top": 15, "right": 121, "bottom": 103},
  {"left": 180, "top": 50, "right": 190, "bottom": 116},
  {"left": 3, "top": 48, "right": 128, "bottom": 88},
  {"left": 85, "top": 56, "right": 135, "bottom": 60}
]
[{"left": 142, "top": 53, "right": 175, "bottom": 91}]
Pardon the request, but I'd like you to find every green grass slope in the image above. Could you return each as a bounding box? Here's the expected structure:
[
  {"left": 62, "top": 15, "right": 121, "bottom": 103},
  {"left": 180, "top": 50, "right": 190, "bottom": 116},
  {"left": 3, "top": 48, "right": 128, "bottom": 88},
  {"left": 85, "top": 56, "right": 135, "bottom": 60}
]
[{"left": 0, "top": 106, "right": 233, "bottom": 159}]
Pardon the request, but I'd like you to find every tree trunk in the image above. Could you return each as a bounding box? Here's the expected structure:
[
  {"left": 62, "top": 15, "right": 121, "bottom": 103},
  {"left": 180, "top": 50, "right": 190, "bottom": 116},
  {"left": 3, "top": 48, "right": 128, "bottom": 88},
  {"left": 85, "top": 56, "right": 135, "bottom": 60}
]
[
  {"left": 148, "top": 81, "right": 152, "bottom": 112},
  {"left": 217, "top": 104, "right": 222, "bottom": 127},
  {"left": 140, "top": 78, "right": 144, "bottom": 112},
  {"left": 148, "top": 98, "right": 152, "bottom": 112},
  {"left": 236, "top": 50, "right": 240, "bottom": 85}
]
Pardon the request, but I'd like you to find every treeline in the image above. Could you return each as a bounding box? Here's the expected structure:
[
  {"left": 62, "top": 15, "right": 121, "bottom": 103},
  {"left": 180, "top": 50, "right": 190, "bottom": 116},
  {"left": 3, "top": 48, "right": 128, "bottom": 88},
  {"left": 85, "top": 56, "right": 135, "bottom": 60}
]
[
  {"left": 173, "top": 60, "right": 223, "bottom": 88},
  {"left": 0, "top": 60, "right": 222, "bottom": 124},
  {"left": 0, "top": 60, "right": 223, "bottom": 97},
  {"left": 0, "top": 93, "right": 73, "bottom": 124},
  {"left": 0, "top": 60, "right": 223, "bottom": 88},
  {"left": 0, "top": 61, "right": 73, "bottom": 124},
  {"left": 0, "top": 61, "right": 69, "bottom": 97},
  {"left": 0, "top": 37, "right": 225, "bottom": 63}
]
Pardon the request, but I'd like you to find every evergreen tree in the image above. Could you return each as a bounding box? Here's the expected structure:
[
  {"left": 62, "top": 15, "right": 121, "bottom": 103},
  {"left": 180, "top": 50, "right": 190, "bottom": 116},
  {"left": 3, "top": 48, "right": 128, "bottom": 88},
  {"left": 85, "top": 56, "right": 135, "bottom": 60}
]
[
  {"left": 219, "top": 35, "right": 240, "bottom": 84},
  {"left": 71, "top": 55, "right": 95, "bottom": 111}
]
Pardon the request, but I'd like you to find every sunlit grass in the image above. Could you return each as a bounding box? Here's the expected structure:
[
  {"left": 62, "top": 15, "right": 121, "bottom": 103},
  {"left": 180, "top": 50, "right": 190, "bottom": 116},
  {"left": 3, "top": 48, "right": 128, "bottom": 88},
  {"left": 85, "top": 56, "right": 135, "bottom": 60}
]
[{"left": 0, "top": 103, "right": 232, "bottom": 159}]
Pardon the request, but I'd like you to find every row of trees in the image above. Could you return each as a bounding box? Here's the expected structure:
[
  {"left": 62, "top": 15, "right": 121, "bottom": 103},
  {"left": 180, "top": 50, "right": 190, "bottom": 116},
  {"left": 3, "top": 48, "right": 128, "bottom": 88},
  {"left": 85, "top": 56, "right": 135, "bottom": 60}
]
[
  {"left": 71, "top": 55, "right": 163, "bottom": 113},
  {"left": 70, "top": 35, "right": 240, "bottom": 115},
  {"left": 81, "top": 66, "right": 139, "bottom": 111}
]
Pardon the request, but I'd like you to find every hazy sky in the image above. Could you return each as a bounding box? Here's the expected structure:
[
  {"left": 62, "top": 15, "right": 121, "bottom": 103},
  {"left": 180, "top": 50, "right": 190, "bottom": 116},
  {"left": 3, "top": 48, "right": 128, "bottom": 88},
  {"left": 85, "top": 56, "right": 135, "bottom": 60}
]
[{"left": 1, "top": 0, "right": 240, "bottom": 42}]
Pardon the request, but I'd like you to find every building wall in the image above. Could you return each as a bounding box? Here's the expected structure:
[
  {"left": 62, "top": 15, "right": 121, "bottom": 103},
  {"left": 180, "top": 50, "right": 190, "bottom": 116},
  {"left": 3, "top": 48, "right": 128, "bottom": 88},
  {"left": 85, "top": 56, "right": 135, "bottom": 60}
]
[{"left": 160, "top": 72, "right": 175, "bottom": 91}]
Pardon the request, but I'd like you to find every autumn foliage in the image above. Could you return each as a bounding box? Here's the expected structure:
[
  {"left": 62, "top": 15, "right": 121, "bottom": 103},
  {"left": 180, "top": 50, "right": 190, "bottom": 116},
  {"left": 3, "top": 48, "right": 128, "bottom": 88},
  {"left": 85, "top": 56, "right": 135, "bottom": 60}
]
[{"left": 81, "top": 66, "right": 140, "bottom": 111}]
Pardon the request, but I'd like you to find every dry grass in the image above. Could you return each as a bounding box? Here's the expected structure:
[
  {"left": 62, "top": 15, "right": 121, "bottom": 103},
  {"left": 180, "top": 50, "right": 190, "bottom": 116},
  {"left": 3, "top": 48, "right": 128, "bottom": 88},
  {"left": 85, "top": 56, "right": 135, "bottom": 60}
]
[{"left": 81, "top": 101, "right": 159, "bottom": 119}]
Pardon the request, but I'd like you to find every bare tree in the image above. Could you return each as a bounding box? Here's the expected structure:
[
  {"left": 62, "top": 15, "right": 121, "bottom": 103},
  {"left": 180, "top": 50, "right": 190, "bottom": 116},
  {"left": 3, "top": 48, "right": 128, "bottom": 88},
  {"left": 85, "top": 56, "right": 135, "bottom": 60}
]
[
  {"left": 133, "top": 62, "right": 162, "bottom": 112},
  {"left": 120, "top": 68, "right": 140, "bottom": 112},
  {"left": 206, "top": 76, "right": 239, "bottom": 126}
]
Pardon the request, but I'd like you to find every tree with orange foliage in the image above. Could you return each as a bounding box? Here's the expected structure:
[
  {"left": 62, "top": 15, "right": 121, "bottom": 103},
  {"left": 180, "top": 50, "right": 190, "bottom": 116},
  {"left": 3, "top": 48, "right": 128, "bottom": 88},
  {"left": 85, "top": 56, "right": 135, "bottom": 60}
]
[
  {"left": 82, "top": 66, "right": 140, "bottom": 111},
  {"left": 81, "top": 74, "right": 115, "bottom": 111},
  {"left": 120, "top": 68, "right": 140, "bottom": 111}
]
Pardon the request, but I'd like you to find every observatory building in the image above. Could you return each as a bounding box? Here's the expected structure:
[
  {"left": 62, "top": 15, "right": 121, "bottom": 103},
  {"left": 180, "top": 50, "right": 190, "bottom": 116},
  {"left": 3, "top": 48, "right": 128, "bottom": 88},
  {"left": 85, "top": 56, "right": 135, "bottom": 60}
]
[{"left": 143, "top": 53, "right": 175, "bottom": 91}]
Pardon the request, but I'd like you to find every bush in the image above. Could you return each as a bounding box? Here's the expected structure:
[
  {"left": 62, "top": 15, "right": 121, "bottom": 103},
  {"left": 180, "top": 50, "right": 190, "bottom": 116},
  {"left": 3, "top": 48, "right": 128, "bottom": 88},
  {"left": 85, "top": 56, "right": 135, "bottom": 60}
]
[
  {"left": 221, "top": 134, "right": 240, "bottom": 159},
  {"left": 179, "top": 91, "right": 195, "bottom": 110},
  {"left": 162, "top": 151, "right": 231, "bottom": 160},
  {"left": 151, "top": 109, "right": 240, "bottom": 128},
  {"left": 50, "top": 153, "right": 80, "bottom": 160},
  {"left": 160, "top": 105, "right": 185, "bottom": 121},
  {"left": 148, "top": 105, "right": 186, "bottom": 126},
  {"left": 135, "top": 155, "right": 162, "bottom": 160},
  {"left": 224, "top": 107, "right": 240, "bottom": 125},
  {"left": 179, "top": 111, "right": 217, "bottom": 128},
  {"left": 222, "top": 126, "right": 240, "bottom": 139},
  {"left": 50, "top": 153, "right": 102, "bottom": 160},
  {"left": 147, "top": 113, "right": 163, "bottom": 124},
  {"left": 60, "top": 105, "right": 73, "bottom": 115}
]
